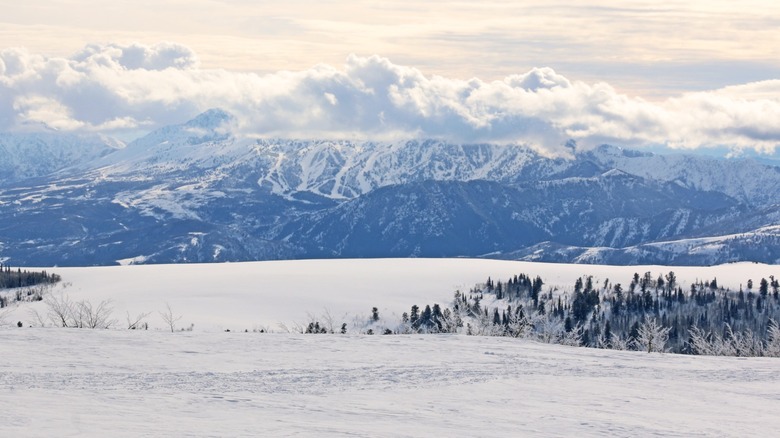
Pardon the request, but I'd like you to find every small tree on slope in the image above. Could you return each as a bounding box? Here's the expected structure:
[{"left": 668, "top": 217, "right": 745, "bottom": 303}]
[
  {"left": 635, "top": 318, "right": 671, "bottom": 353},
  {"left": 160, "top": 302, "right": 182, "bottom": 333}
]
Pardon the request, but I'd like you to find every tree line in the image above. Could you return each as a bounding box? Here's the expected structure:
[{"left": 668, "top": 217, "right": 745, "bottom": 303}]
[
  {"left": 9, "top": 262, "right": 780, "bottom": 358},
  {"left": 0, "top": 263, "right": 61, "bottom": 289},
  {"left": 444, "top": 271, "right": 780, "bottom": 356},
  {"left": 308, "top": 271, "right": 780, "bottom": 357}
]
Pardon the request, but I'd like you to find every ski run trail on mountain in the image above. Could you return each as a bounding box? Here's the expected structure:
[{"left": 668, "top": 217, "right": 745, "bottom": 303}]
[{"left": 1, "top": 330, "right": 779, "bottom": 437}]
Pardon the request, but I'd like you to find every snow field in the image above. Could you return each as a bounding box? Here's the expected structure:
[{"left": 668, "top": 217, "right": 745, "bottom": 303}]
[
  {"left": 1, "top": 330, "right": 779, "bottom": 437},
  {"left": 1, "top": 259, "right": 779, "bottom": 436},
  {"left": 5, "top": 259, "right": 778, "bottom": 332}
]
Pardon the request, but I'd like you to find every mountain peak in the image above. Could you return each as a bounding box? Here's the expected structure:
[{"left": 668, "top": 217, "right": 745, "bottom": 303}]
[
  {"left": 127, "top": 108, "right": 236, "bottom": 149},
  {"left": 185, "top": 108, "right": 235, "bottom": 130},
  {"left": 589, "top": 144, "right": 653, "bottom": 159}
]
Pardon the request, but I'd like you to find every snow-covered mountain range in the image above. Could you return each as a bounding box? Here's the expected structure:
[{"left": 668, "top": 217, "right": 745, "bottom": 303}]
[
  {"left": 1, "top": 109, "right": 779, "bottom": 266},
  {"left": 0, "top": 130, "right": 123, "bottom": 184}
]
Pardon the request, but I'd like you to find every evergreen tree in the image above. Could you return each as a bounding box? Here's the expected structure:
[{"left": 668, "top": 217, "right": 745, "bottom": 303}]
[
  {"left": 432, "top": 304, "right": 444, "bottom": 331},
  {"left": 760, "top": 278, "right": 769, "bottom": 298},
  {"left": 665, "top": 271, "right": 677, "bottom": 293},
  {"left": 410, "top": 305, "right": 420, "bottom": 326}
]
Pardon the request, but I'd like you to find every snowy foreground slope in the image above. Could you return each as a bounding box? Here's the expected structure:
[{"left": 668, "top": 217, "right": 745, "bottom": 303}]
[
  {"left": 1, "top": 331, "right": 779, "bottom": 437},
  {"left": 2, "top": 258, "right": 780, "bottom": 437}
]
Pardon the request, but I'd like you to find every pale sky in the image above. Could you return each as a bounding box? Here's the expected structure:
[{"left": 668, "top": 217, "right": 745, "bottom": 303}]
[{"left": 1, "top": 0, "right": 779, "bottom": 155}]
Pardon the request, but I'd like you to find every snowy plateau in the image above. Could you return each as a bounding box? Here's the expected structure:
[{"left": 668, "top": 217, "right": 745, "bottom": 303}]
[
  {"left": 1, "top": 258, "right": 780, "bottom": 437},
  {"left": 1, "top": 108, "right": 780, "bottom": 266}
]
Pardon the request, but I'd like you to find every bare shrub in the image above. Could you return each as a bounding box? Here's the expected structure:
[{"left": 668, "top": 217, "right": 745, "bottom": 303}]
[{"left": 159, "top": 302, "right": 183, "bottom": 332}]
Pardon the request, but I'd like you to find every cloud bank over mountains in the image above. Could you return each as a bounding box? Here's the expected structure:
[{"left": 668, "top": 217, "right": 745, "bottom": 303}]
[{"left": 1, "top": 42, "right": 778, "bottom": 155}]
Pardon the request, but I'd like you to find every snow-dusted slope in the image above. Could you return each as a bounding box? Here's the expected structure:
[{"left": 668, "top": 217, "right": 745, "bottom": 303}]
[
  {"left": 583, "top": 144, "right": 780, "bottom": 206},
  {"left": 11, "top": 109, "right": 777, "bottom": 212},
  {"left": 88, "top": 108, "right": 240, "bottom": 175},
  {"left": 0, "top": 131, "right": 123, "bottom": 183},
  {"left": 285, "top": 177, "right": 740, "bottom": 258},
  {"left": 252, "top": 139, "right": 557, "bottom": 199},
  {"left": 507, "top": 225, "right": 780, "bottom": 265},
  {"left": 90, "top": 135, "right": 555, "bottom": 206},
  {"left": 6, "top": 110, "right": 780, "bottom": 208}
]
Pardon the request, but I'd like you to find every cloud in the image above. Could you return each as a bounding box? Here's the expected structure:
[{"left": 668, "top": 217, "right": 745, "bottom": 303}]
[
  {"left": 72, "top": 42, "right": 200, "bottom": 71},
  {"left": 0, "top": 42, "right": 779, "bottom": 155}
]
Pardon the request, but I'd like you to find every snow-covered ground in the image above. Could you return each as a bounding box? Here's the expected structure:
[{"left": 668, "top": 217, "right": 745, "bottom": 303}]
[
  {"left": 4, "top": 258, "right": 777, "bottom": 332},
  {"left": 1, "top": 330, "right": 779, "bottom": 437},
  {"left": 1, "top": 258, "right": 779, "bottom": 436}
]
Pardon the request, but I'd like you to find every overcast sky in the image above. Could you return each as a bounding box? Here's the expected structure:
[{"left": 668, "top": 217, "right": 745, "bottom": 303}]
[{"left": 1, "top": 0, "right": 778, "bottom": 155}]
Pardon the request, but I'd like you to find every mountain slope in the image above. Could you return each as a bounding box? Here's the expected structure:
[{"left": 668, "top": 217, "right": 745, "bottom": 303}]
[
  {"left": 1, "top": 109, "right": 779, "bottom": 266},
  {"left": 582, "top": 145, "right": 780, "bottom": 206},
  {"left": 284, "top": 175, "right": 740, "bottom": 258},
  {"left": 0, "top": 131, "right": 123, "bottom": 184},
  {"left": 501, "top": 225, "right": 780, "bottom": 265}
]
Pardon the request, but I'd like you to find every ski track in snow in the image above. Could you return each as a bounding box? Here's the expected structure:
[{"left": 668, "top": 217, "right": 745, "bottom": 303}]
[{"left": 1, "top": 330, "right": 779, "bottom": 437}]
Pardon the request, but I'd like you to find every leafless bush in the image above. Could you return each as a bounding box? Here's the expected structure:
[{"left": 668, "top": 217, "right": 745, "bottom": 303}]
[
  {"left": 126, "top": 311, "right": 151, "bottom": 330},
  {"left": 159, "top": 302, "right": 183, "bottom": 332},
  {"left": 32, "top": 293, "right": 116, "bottom": 329},
  {"left": 532, "top": 315, "right": 565, "bottom": 343},
  {"left": 608, "top": 333, "right": 631, "bottom": 350},
  {"left": 635, "top": 318, "right": 671, "bottom": 353},
  {"left": 45, "top": 293, "right": 75, "bottom": 327},
  {"left": 765, "top": 320, "right": 780, "bottom": 357},
  {"left": 690, "top": 324, "right": 767, "bottom": 357},
  {"left": 505, "top": 312, "right": 531, "bottom": 338},
  {"left": 77, "top": 299, "right": 117, "bottom": 329}
]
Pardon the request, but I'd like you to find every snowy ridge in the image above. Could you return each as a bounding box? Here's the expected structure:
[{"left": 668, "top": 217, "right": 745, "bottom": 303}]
[
  {"left": 1, "top": 109, "right": 780, "bottom": 266},
  {"left": 78, "top": 115, "right": 551, "bottom": 202},
  {"left": 503, "top": 225, "right": 780, "bottom": 265},
  {"left": 253, "top": 139, "right": 546, "bottom": 199},
  {"left": 0, "top": 131, "right": 123, "bottom": 183},
  {"left": 584, "top": 144, "right": 780, "bottom": 205},
  {"left": 26, "top": 109, "right": 780, "bottom": 207}
]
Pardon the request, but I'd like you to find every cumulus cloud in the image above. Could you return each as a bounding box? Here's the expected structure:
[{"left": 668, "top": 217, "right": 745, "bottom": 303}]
[
  {"left": 0, "top": 42, "right": 779, "bottom": 155},
  {"left": 72, "top": 42, "right": 200, "bottom": 71}
]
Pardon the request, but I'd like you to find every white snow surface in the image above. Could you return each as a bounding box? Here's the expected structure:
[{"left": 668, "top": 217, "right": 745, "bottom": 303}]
[
  {"left": 2, "top": 258, "right": 779, "bottom": 437},
  {"left": 5, "top": 258, "right": 778, "bottom": 332},
  {"left": 1, "top": 330, "right": 779, "bottom": 437}
]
